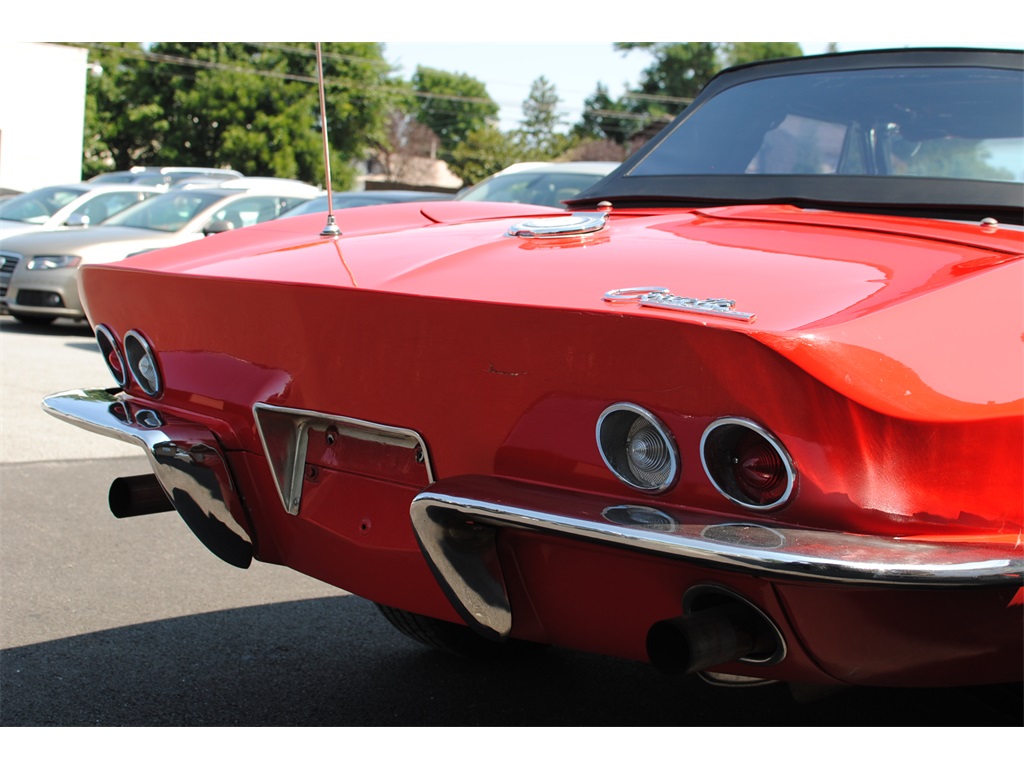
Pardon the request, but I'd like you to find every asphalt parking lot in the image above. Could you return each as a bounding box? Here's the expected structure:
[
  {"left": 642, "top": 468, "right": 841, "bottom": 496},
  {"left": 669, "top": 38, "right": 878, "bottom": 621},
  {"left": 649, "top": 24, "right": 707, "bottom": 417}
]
[{"left": 1, "top": 315, "right": 1020, "bottom": 727}]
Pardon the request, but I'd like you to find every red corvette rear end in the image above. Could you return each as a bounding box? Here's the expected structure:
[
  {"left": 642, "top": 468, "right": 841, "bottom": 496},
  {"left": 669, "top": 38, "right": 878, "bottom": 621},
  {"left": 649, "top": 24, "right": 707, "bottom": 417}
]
[{"left": 45, "top": 48, "right": 1022, "bottom": 694}]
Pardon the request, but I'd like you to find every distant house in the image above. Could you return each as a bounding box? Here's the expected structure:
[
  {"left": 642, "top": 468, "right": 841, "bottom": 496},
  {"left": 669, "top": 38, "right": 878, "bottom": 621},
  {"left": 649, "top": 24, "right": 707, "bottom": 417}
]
[
  {"left": 0, "top": 43, "right": 89, "bottom": 193},
  {"left": 361, "top": 154, "right": 464, "bottom": 194}
]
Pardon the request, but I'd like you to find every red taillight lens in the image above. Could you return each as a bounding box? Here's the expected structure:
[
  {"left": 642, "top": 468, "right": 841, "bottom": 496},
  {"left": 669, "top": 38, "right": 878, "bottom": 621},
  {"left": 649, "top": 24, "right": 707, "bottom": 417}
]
[
  {"left": 701, "top": 419, "right": 795, "bottom": 511},
  {"left": 732, "top": 431, "right": 787, "bottom": 506}
]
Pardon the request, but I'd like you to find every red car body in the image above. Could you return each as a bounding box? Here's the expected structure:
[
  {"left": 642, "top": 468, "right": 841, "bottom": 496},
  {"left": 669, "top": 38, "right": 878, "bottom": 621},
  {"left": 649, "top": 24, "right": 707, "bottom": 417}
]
[{"left": 46, "top": 48, "right": 1022, "bottom": 694}]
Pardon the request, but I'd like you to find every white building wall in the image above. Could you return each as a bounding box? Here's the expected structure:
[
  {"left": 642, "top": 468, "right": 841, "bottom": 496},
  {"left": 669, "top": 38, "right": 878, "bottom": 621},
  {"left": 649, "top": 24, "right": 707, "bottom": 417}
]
[{"left": 0, "top": 42, "right": 88, "bottom": 193}]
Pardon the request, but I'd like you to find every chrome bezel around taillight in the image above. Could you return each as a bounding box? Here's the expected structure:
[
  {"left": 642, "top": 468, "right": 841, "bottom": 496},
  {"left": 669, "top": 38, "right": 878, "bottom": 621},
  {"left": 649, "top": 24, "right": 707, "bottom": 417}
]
[
  {"left": 700, "top": 417, "right": 796, "bottom": 511},
  {"left": 95, "top": 324, "right": 128, "bottom": 388},
  {"left": 123, "top": 330, "right": 162, "bottom": 397},
  {"left": 597, "top": 403, "right": 679, "bottom": 494}
]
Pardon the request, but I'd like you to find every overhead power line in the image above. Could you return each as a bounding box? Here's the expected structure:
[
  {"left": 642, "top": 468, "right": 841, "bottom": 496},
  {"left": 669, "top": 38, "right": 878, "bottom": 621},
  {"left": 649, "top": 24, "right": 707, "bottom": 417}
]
[
  {"left": 76, "top": 43, "right": 500, "bottom": 109},
  {"left": 69, "top": 43, "right": 684, "bottom": 133}
]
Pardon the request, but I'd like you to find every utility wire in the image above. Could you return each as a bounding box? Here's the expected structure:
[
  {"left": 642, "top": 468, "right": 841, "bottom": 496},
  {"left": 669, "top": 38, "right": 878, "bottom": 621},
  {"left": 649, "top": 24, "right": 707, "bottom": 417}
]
[{"left": 72, "top": 42, "right": 682, "bottom": 129}]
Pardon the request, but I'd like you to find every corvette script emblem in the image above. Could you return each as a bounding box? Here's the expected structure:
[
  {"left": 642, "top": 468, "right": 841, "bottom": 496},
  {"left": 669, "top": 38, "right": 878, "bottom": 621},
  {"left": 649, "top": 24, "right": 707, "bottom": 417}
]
[{"left": 603, "top": 287, "right": 756, "bottom": 322}]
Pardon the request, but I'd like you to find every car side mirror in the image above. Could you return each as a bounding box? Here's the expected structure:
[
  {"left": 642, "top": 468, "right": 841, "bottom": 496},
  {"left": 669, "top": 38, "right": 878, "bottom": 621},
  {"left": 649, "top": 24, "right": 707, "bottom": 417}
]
[
  {"left": 65, "top": 213, "right": 90, "bottom": 228},
  {"left": 203, "top": 220, "right": 235, "bottom": 236}
]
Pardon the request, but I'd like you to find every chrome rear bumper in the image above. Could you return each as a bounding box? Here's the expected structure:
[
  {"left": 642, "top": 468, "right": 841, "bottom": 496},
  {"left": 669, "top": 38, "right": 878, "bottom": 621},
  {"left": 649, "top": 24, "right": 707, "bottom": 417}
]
[
  {"left": 43, "top": 388, "right": 252, "bottom": 567},
  {"left": 411, "top": 475, "right": 1023, "bottom": 639}
]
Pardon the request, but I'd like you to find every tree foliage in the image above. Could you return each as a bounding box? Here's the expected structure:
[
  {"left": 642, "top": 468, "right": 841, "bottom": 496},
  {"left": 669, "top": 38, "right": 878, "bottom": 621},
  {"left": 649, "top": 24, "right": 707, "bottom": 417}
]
[
  {"left": 581, "top": 42, "right": 804, "bottom": 147},
  {"left": 77, "top": 42, "right": 807, "bottom": 188},
  {"left": 516, "top": 76, "right": 571, "bottom": 156},
  {"left": 617, "top": 42, "right": 721, "bottom": 102},
  {"left": 724, "top": 42, "right": 804, "bottom": 67},
  {"left": 573, "top": 83, "right": 650, "bottom": 146},
  {"left": 411, "top": 66, "right": 499, "bottom": 159},
  {"left": 80, "top": 42, "right": 400, "bottom": 188},
  {"left": 82, "top": 43, "right": 165, "bottom": 176},
  {"left": 616, "top": 42, "right": 803, "bottom": 102},
  {"left": 445, "top": 125, "right": 522, "bottom": 186}
]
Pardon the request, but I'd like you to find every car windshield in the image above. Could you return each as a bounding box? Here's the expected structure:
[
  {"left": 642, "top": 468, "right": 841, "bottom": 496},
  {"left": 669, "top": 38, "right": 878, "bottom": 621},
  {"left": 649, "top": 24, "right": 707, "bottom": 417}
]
[
  {"left": 630, "top": 66, "right": 1023, "bottom": 182},
  {"left": 68, "top": 190, "right": 157, "bottom": 224},
  {"left": 456, "top": 172, "right": 610, "bottom": 208},
  {"left": 281, "top": 195, "right": 378, "bottom": 217},
  {"left": 0, "top": 187, "right": 83, "bottom": 223},
  {"left": 103, "top": 190, "right": 229, "bottom": 232}
]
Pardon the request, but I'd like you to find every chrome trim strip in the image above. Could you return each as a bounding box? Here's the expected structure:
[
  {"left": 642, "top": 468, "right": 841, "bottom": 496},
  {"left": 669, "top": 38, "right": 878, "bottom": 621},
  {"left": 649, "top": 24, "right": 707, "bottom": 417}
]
[
  {"left": 410, "top": 475, "right": 1022, "bottom": 637},
  {"left": 42, "top": 388, "right": 252, "bottom": 567},
  {"left": 410, "top": 501, "right": 511, "bottom": 641},
  {"left": 253, "top": 403, "right": 434, "bottom": 516}
]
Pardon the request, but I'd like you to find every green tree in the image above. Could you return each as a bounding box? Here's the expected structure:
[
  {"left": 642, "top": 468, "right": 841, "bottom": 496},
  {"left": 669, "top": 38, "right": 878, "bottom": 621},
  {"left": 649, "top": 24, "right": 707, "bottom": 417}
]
[
  {"left": 722, "top": 42, "right": 803, "bottom": 67},
  {"left": 617, "top": 42, "right": 720, "bottom": 103},
  {"left": 516, "top": 76, "right": 573, "bottom": 158},
  {"left": 81, "top": 43, "right": 166, "bottom": 178},
  {"left": 411, "top": 66, "right": 499, "bottom": 159},
  {"left": 445, "top": 125, "right": 522, "bottom": 186},
  {"left": 619, "top": 42, "right": 802, "bottom": 101},
  {"left": 578, "top": 43, "right": 804, "bottom": 145},
  {"left": 446, "top": 77, "right": 584, "bottom": 185},
  {"left": 79, "top": 42, "right": 400, "bottom": 187},
  {"left": 574, "top": 83, "right": 648, "bottom": 145}
]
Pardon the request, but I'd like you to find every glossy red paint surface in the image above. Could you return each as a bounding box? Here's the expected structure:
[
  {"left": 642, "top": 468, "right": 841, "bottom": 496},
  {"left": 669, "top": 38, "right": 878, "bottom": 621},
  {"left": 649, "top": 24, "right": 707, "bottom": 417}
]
[
  {"left": 74, "top": 199, "right": 1023, "bottom": 686},
  {"left": 120, "top": 203, "right": 1024, "bottom": 419}
]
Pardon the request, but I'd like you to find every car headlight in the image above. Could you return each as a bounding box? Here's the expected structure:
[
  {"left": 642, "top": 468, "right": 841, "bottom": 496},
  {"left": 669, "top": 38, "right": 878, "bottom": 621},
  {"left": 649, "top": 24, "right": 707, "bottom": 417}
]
[{"left": 27, "top": 255, "right": 82, "bottom": 270}]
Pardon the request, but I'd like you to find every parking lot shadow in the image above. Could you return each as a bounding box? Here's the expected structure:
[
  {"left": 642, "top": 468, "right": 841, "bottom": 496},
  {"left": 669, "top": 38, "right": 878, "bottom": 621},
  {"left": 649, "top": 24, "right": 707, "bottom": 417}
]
[
  {"left": 2, "top": 594, "right": 1019, "bottom": 726},
  {"left": 0, "top": 316, "right": 93, "bottom": 336}
]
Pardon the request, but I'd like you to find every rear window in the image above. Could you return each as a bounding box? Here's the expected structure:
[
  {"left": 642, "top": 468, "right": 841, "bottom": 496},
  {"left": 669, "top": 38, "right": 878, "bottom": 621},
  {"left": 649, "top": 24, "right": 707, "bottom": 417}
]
[{"left": 631, "top": 66, "right": 1023, "bottom": 183}]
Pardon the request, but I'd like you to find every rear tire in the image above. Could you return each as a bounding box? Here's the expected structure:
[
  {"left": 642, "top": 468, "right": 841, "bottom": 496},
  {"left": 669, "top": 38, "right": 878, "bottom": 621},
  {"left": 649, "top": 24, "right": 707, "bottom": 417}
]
[{"left": 375, "top": 603, "right": 544, "bottom": 660}]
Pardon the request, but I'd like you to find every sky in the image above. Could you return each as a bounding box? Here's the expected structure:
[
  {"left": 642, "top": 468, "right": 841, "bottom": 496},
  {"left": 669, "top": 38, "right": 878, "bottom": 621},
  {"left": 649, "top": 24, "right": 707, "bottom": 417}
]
[{"left": 6, "top": 3, "right": 1021, "bottom": 134}]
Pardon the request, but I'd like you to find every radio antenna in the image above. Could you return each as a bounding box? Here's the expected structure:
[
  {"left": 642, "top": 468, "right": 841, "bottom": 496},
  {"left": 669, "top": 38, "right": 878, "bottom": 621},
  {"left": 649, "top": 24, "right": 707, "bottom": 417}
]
[{"left": 316, "top": 42, "right": 341, "bottom": 237}]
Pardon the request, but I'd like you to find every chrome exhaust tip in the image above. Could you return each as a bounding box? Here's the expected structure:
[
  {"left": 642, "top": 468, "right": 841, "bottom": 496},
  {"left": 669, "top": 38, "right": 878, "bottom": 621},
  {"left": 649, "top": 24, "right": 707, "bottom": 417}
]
[
  {"left": 646, "top": 586, "right": 785, "bottom": 676},
  {"left": 109, "top": 474, "right": 174, "bottom": 519}
]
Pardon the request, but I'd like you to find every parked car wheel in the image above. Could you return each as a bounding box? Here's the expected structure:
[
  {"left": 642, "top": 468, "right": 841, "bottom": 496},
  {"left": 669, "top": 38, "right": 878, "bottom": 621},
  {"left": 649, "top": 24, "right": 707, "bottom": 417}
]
[{"left": 375, "top": 603, "right": 545, "bottom": 660}]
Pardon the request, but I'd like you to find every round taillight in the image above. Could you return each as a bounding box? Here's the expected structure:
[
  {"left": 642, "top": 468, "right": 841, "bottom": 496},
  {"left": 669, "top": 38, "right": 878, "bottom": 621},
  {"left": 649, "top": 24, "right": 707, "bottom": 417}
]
[
  {"left": 597, "top": 403, "right": 679, "bottom": 493},
  {"left": 95, "top": 324, "right": 128, "bottom": 387},
  {"left": 701, "top": 418, "right": 795, "bottom": 511},
  {"left": 124, "top": 330, "right": 162, "bottom": 397}
]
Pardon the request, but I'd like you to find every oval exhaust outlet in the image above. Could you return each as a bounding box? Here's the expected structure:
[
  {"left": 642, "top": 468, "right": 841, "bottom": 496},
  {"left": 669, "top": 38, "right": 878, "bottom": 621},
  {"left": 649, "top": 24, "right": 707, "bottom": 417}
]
[
  {"left": 646, "top": 587, "right": 785, "bottom": 675},
  {"left": 109, "top": 474, "right": 174, "bottom": 518}
]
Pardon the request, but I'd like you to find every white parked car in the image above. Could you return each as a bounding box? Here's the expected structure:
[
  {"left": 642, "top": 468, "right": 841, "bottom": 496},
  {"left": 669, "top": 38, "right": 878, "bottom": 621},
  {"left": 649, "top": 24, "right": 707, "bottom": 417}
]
[
  {"left": 0, "top": 183, "right": 162, "bottom": 235},
  {"left": 454, "top": 161, "right": 619, "bottom": 208},
  {"left": 87, "top": 166, "right": 243, "bottom": 189}
]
